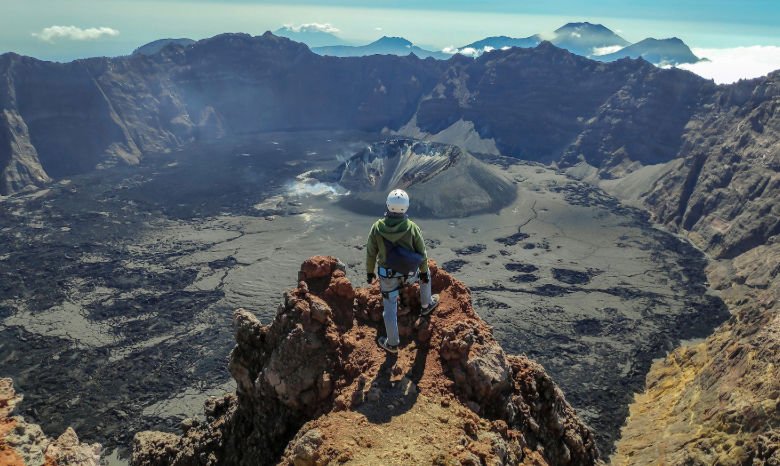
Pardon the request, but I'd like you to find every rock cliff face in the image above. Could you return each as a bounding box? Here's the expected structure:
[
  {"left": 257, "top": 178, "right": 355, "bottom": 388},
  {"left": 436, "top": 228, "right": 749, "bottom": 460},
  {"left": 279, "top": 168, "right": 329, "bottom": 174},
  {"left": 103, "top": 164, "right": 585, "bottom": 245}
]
[
  {"left": 611, "top": 72, "right": 779, "bottom": 464},
  {"left": 334, "top": 139, "right": 516, "bottom": 217},
  {"left": 643, "top": 71, "right": 779, "bottom": 260},
  {"left": 0, "top": 378, "right": 102, "bottom": 466},
  {"left": 131, "top": 256, "right": 600, "bottom": 465}
]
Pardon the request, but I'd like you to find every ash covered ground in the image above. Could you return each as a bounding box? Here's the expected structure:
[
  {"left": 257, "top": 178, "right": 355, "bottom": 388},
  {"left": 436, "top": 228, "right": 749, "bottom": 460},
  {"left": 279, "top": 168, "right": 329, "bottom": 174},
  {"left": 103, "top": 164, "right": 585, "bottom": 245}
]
[{"left": 0, "top": 132, "right": 727, "bottom": 459}]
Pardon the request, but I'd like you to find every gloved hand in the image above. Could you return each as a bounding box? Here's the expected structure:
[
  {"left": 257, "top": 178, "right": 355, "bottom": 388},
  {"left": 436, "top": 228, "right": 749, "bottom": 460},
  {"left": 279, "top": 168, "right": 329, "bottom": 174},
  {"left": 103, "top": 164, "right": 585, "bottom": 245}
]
[
  {"left": 367, "top": 273, "right": 376, "bottom": 284},
  {"left": 419, "top": 272, "right": 429, "bottom": 283}
]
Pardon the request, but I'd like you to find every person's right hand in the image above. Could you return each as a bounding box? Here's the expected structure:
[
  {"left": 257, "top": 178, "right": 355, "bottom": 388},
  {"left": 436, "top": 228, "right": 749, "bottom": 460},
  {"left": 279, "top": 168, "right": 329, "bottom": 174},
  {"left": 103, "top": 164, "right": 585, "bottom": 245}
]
[{"left": 367, "top": 273, "right": 376, "bottom": 284}]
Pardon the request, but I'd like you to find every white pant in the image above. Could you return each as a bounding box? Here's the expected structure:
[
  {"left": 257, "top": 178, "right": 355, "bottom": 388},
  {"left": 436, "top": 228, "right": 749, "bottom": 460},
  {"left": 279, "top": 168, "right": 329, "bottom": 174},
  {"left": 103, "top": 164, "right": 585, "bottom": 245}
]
[{"left": 379, "top": 269, "right": 432, "bottom": 346}]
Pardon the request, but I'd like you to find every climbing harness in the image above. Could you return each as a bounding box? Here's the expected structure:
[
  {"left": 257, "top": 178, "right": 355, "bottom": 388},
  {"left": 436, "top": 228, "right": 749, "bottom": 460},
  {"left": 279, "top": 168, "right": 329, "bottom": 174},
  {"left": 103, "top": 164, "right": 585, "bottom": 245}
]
[{"left": 378, "top": 266, "right": 418, "bottom": 309}]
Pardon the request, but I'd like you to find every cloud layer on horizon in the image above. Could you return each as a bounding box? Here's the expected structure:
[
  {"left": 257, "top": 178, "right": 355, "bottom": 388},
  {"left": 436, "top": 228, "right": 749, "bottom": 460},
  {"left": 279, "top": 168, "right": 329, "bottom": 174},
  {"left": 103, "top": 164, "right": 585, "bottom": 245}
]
[
  {"left": 679, "top": 46, "right": 780, "bottom": 83},
  {"left": 32, "top": 25, "right": 120, "bottom": 43},
  {"left": 279, "top": 23, "right": 340, "bottom": 34}
]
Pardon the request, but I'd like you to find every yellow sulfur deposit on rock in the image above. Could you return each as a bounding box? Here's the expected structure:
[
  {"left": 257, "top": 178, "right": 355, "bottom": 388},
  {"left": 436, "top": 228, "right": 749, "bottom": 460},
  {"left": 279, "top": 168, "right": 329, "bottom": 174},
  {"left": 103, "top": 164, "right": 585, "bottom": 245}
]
[{"left": 613, "top": 244, "right": 780, "bottom": 465}]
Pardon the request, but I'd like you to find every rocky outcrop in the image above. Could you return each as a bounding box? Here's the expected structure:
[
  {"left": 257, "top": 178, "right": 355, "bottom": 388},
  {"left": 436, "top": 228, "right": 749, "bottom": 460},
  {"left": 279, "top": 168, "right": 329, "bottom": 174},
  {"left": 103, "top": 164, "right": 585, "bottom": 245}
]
[
  {"left": 643, "top": 71, "right": 779, "bottom": 260},
  {"left": 131, "top": 256, "right": 600, "bottom": 465},
  {"left": 333, "top": 139, "right": 516, "bottom": 217},
  {"left": 0, "top": 378, "right": 102, "bottom": 466},
  {"left": 0, "top": 109, "right": 50, "bottom": 194}
]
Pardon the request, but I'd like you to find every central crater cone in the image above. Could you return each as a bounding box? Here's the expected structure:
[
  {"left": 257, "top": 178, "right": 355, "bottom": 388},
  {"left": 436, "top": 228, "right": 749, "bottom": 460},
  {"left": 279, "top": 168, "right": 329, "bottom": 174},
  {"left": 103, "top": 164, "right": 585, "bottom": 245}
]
[
  {"left": 333, "top": 139, "right": 516, "bottom": 218},
  {"left": 131, "top": 256, "right": 600, "bottom": 466}
]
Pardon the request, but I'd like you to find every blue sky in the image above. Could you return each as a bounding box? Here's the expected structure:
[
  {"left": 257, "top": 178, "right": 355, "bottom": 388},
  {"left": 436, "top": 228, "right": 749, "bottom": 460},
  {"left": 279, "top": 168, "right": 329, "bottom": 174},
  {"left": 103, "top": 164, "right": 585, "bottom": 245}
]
[{"left": 2, "top": 0, "right": 780, "bottom": 62}]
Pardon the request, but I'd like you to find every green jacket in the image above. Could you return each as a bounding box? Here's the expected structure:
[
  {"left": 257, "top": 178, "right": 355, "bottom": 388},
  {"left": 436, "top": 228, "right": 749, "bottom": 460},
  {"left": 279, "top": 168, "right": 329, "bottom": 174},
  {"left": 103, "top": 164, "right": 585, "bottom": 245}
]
[{"left": 366, "top": 216, "right": 429, "bottom": 274}]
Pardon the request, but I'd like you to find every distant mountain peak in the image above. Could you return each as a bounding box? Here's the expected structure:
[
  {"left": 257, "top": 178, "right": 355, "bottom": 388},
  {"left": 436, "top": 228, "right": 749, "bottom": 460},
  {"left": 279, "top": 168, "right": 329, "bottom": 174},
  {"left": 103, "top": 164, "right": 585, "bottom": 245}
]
[
  {"left": 373, "top": 36, "right": 413, "bottom": 46},
  {"left": 188, "top": 32, "right": 313, "bottom": 58},
  {"left": 598, "top": 36, "right": 701, "bottom": 65},
  {"left": 312, "top": 35, "right": 445, "bottom": 59},
  {"left": 549, "top": 22, "right": 630, "bottom": 57},
  {"left": 556, "top": 22, "right": 613, "bottom": 33}
]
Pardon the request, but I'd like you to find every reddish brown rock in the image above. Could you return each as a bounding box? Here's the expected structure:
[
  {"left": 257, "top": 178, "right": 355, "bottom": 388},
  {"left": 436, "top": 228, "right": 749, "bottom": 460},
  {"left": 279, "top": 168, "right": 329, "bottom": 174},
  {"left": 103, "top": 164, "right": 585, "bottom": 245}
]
[
  {"left": 1, "top": 378, "right": 102, "bottom": 466},
  {"left": 132, "top": 256, "right": 600, "bottom": 466}
]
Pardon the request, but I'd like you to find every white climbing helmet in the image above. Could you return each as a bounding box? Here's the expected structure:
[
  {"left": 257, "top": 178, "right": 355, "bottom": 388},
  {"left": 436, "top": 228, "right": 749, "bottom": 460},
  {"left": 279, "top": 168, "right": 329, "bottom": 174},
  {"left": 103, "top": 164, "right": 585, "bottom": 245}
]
[{"left": 386, "top": 189, "right": 410, "bottom": 214}]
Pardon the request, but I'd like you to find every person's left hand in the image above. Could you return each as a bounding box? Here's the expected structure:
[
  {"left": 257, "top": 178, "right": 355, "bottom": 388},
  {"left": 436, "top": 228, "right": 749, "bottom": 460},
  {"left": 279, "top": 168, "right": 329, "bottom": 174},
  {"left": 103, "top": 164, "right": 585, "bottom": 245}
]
[{"left": 419, "top": 271, "right": 429, "bottom": 283}]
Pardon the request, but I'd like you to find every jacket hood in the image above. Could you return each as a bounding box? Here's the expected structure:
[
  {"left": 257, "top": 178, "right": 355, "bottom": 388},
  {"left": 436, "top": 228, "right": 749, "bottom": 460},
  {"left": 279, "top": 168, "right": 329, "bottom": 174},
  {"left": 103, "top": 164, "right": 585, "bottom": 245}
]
[{"left": 376, "top": 216, "right": 413, "bottom": 243}]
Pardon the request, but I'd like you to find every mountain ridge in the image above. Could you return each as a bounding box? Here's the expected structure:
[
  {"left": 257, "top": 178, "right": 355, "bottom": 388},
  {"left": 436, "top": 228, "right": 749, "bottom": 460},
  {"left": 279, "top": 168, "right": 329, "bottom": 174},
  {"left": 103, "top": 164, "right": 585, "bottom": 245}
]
[
  {"left": 133, "top": 38, "right": 196, "bottom": 56},
  {"left": 0, "top": 32, "right": 730, "bottom": 196},
  {"left": 312, "top": 35, "right": 448, "bottom": 59},
  {"left": 450, "top": 22, "right": 700, "bottom": 65},
  {"left": 598, "top": 37, "right": 702, "bottom": 65}
]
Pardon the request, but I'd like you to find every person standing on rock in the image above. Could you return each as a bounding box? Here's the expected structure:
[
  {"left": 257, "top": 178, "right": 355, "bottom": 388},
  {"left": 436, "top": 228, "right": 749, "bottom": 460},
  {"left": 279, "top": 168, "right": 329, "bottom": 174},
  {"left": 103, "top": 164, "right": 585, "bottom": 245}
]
[{"left": 366, "top": 189, "right": 440, "bottom": 353}]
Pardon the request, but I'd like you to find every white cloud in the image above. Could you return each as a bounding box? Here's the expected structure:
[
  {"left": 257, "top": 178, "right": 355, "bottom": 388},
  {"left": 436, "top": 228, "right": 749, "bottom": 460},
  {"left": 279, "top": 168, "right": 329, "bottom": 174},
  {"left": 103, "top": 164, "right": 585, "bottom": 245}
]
[
  {"left": 442, "top": 45, "right": 504, "bottom": 58},
  {"left": 571, "top": 31, "right": 582, "bottom": 38},
  {"left": 591, "top": 45, "right": 624, "bottom": 56},
  {"left": 678, "top": 46, "right": 780, "bottom": 84},
  {"left": 281, "top": 23, "right": 339, "bottom": 34},
  {"left": 33, "top": 25, "right": 119, "bottom": 43},
  {"left": 458, "top": 47, "right": 480, "bottom": 58},
  {"left": 375, "top": 27, "right": 383, "bottom": 31}
]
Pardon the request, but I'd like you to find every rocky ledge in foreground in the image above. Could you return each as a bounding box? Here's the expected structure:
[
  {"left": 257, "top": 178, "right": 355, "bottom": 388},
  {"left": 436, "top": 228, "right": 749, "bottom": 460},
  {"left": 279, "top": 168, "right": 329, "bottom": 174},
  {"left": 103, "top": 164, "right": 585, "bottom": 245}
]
[
  {"left": 0, "top": 378, "right": 102, "bottom": 466},
  {"left": 132, "top": 256, "right": 600, "bottom": 465}
]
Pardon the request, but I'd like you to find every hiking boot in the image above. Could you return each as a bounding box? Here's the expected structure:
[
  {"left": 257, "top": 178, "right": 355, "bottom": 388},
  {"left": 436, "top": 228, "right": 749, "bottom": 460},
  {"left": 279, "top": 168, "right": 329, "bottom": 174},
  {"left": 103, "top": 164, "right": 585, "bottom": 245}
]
[
  {"left": 378, "top": 336, "right": 399, "bottom": 354},
  {"left": 421, "top": 294, "right": 440, "bottom": 316}
]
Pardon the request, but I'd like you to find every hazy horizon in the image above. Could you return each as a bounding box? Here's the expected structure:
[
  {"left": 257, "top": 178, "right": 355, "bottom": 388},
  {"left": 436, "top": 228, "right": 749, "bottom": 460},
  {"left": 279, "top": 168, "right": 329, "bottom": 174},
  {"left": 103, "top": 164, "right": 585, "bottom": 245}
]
[{"left": 3, "top": 0, "right": 780, "bottom": 83}]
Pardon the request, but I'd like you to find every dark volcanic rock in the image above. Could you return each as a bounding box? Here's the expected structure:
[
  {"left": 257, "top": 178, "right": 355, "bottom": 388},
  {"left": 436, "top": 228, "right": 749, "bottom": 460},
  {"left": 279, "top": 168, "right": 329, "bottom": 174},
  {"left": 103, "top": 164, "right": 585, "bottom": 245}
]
[
  {"left": 509, "top": 273, "right": 539, "bottom": 283},
  {"left": 552, "top": 268, "right": 591, "bottom": 285},
  {"left": 504, "top": 262, "right": 538, "bottom": 273},
  {"left": 441, "top": 259, "right": 467, "bottom": 273},
  {"left": 495, "top": 230, "right": 530, "bottom": 246},
  {"left": 452, "top": 244, "right": 487, "bottom": 255}
]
